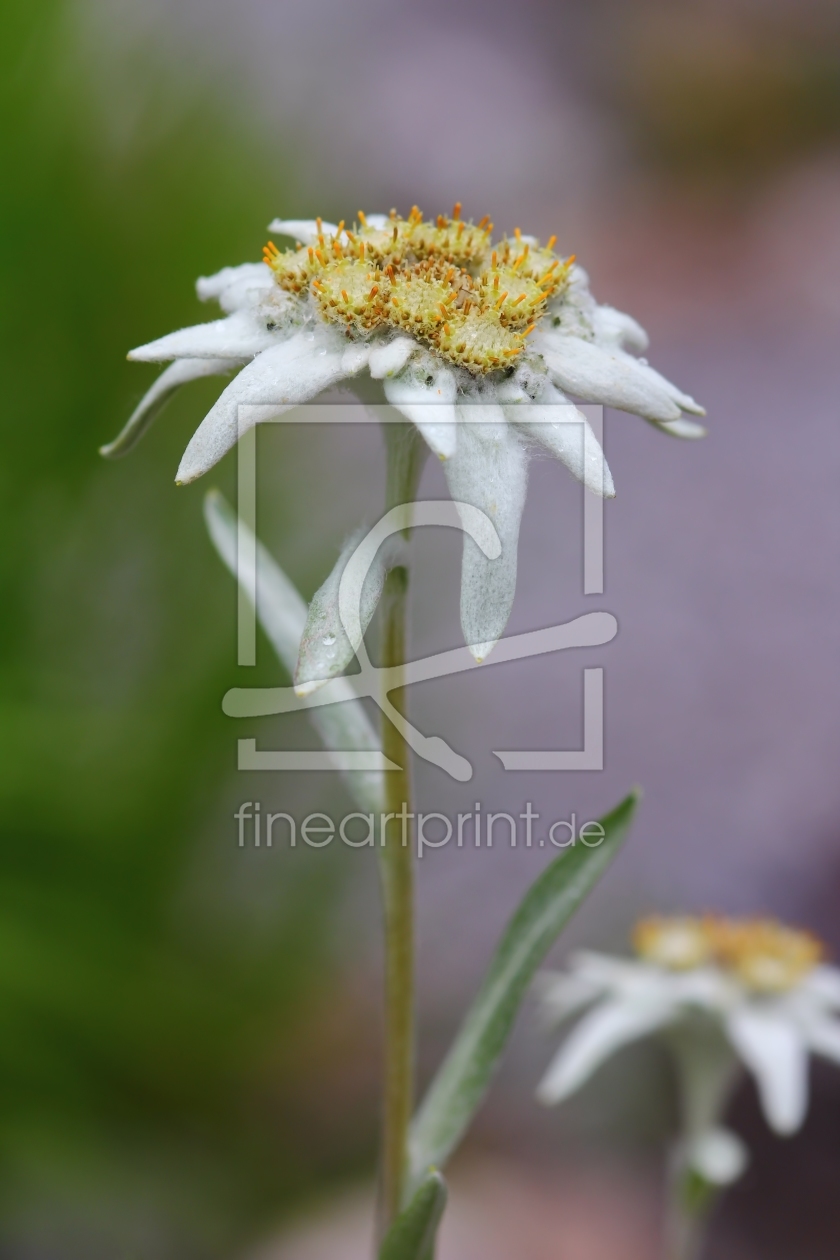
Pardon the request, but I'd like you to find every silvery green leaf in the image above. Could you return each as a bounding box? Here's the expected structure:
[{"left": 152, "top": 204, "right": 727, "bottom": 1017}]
[
  {"left": 203, "top": 490, "right": 384, "bottom": 813},
  {"left": 406, "top": 791, "right": 639, "bottom": 1193},
  {"left": 295, "top": 527, "right": 404, "bottom": 696},
  {"left": 379, "top": 1170, "right": 447, "bottom": 1260}
]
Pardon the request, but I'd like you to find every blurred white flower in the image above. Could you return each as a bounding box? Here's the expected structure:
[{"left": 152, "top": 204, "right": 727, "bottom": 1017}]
[
  {"left": 105, "top": 204, "right": 704, "bottom": 659},
  {"left": 536, "top": 916, "right": 840, "bottom": 1181}
]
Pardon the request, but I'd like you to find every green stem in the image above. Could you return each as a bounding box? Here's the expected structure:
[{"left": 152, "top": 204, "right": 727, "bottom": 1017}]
[
  {"left": 377, "top": 565, "right": 414, "bottom": 1236},
  {"left": 375, "top": 422, "right": 427, "bottom": 1243},
  {"left": 663, "top": 1021, "right": 737, "bottom": 1260},
  {"left": 664, "top": 1157, "right": 709, "bottom": 1260}
]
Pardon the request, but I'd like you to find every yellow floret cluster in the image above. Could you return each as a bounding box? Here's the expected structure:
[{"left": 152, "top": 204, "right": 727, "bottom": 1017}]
[
  {"left": 262, "top": 204, "right": 574, "bottom": 375},
  {"left": 633, "top": 914, "right": 824, "bottom": 993}
]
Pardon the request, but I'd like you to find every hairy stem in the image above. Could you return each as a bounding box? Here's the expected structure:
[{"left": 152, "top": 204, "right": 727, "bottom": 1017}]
[
  {"left": 375, "top": 421, "right": 427, "bottom": 1243},
  {"left": 377, "top": 564, "right": 414, "bottom": 1236}
]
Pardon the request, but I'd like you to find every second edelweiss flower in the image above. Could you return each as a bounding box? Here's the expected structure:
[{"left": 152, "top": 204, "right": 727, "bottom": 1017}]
[
  {"left": 104, "top": 204, "right": 706, "bottom": 662},
  {"left": 536, "top": 914, "right": 840, "bottom": 1184}
]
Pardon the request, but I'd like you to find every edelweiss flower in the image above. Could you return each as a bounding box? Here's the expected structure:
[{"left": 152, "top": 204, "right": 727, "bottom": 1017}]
[
  {"left": 536, "top": 915, "right": 840, "bottom": 1181},
  {"left": 104, "top": 204, "right": 705, "bottom": 660}
]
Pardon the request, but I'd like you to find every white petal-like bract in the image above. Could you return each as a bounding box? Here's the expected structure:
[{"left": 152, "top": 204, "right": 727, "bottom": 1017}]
[
  {"left": 536, "top": 997, "right": 675, "bottom": 1104},
  {"left": 444, "top": 406, "right": 528, "bottom": 662},
  {"left": 383, "top": 358, "right": 458, "bottom": 460},
  {"left": 653, "top": 417, "right": 708, "bottom": 440},
  {"left": 504, "top": 377, "right": 615, "bottom": 499},
  {"left": 369, "top": 337, "right": 416, "bottom": 380},
  {"left": 196, "top": 262, "right": 274, "bottom": 312},
  {"left": 591, "top": 305, "right": 649, "bottom": 355},
  {"left": 129, "top": 309, "right": 279, "bottom": 363},
  {"left": 533, "top": 331, "right": 683, "bottom": 424},
  {"left": 727, "top": 1008, "right": 808, "bottom": 1135},
  {"left": 267, "top": 218, "right": 339, "bottom": 244},
  {"left": 176, "top": 326, "right": 351, "bottom": 483},
  {"left": 101, "top": 357, "right": 243, "bottom": 458}
]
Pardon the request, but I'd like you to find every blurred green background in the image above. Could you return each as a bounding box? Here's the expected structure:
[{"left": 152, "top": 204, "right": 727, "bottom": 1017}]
[{"left": 0, "top": 3, "right": 367, "bottom": 1254}]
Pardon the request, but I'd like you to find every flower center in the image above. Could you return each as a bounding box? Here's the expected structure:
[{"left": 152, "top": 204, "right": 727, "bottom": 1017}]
[
  {"left": 712, "top": 918, "right": 823, "bottom": 994},
  {"left": 263, "top": 206, "right": 574, "bottom": 375},
  {"left": 633, "top": 916, "right": 715, "bottom": 970},
  {"left": 633, "top": 914, "right": 824, "bottom": 992}
]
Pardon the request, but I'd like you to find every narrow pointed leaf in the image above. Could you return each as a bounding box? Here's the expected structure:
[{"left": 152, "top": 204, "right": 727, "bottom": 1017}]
[
  {"left": 295, "top": 527, "right": 402, "bottom": 695},
  {"left": 407, "top": 790, "right": 639, "bottom": 1192},
  {"left": 203, "top": 490, "right": 385, "bottom": 813},
  {"left": 380, "top": 1170, "right": 447, "bottom": 1260}
]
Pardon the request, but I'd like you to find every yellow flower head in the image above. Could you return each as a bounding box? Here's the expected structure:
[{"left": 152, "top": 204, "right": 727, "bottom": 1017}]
[
  {"left": 633, "top": 914, "right": 824, "bottom": 993},
  {"left": 711, "top": 918, "right": 823, "bottom": 994},
  {"left": 633, "top": 915, "right": 716, "bottom": 970},
  {"left": 262, "top": 205, "right": 573, "bottom": 375}
]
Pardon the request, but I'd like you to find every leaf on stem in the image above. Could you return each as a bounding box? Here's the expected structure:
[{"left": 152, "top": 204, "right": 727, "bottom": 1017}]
[
  {"left": 406, "top": 791, "right": 639, "bottom": 1194},
  {"left": 294, "top": 526, "right": 403, "bottom": 696},
  {"left": 203, "top": 489, "right": 385, "bottom": 813},
  {"left": 379, "top": 1169, "right": 447, "bottom": 1260}
]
